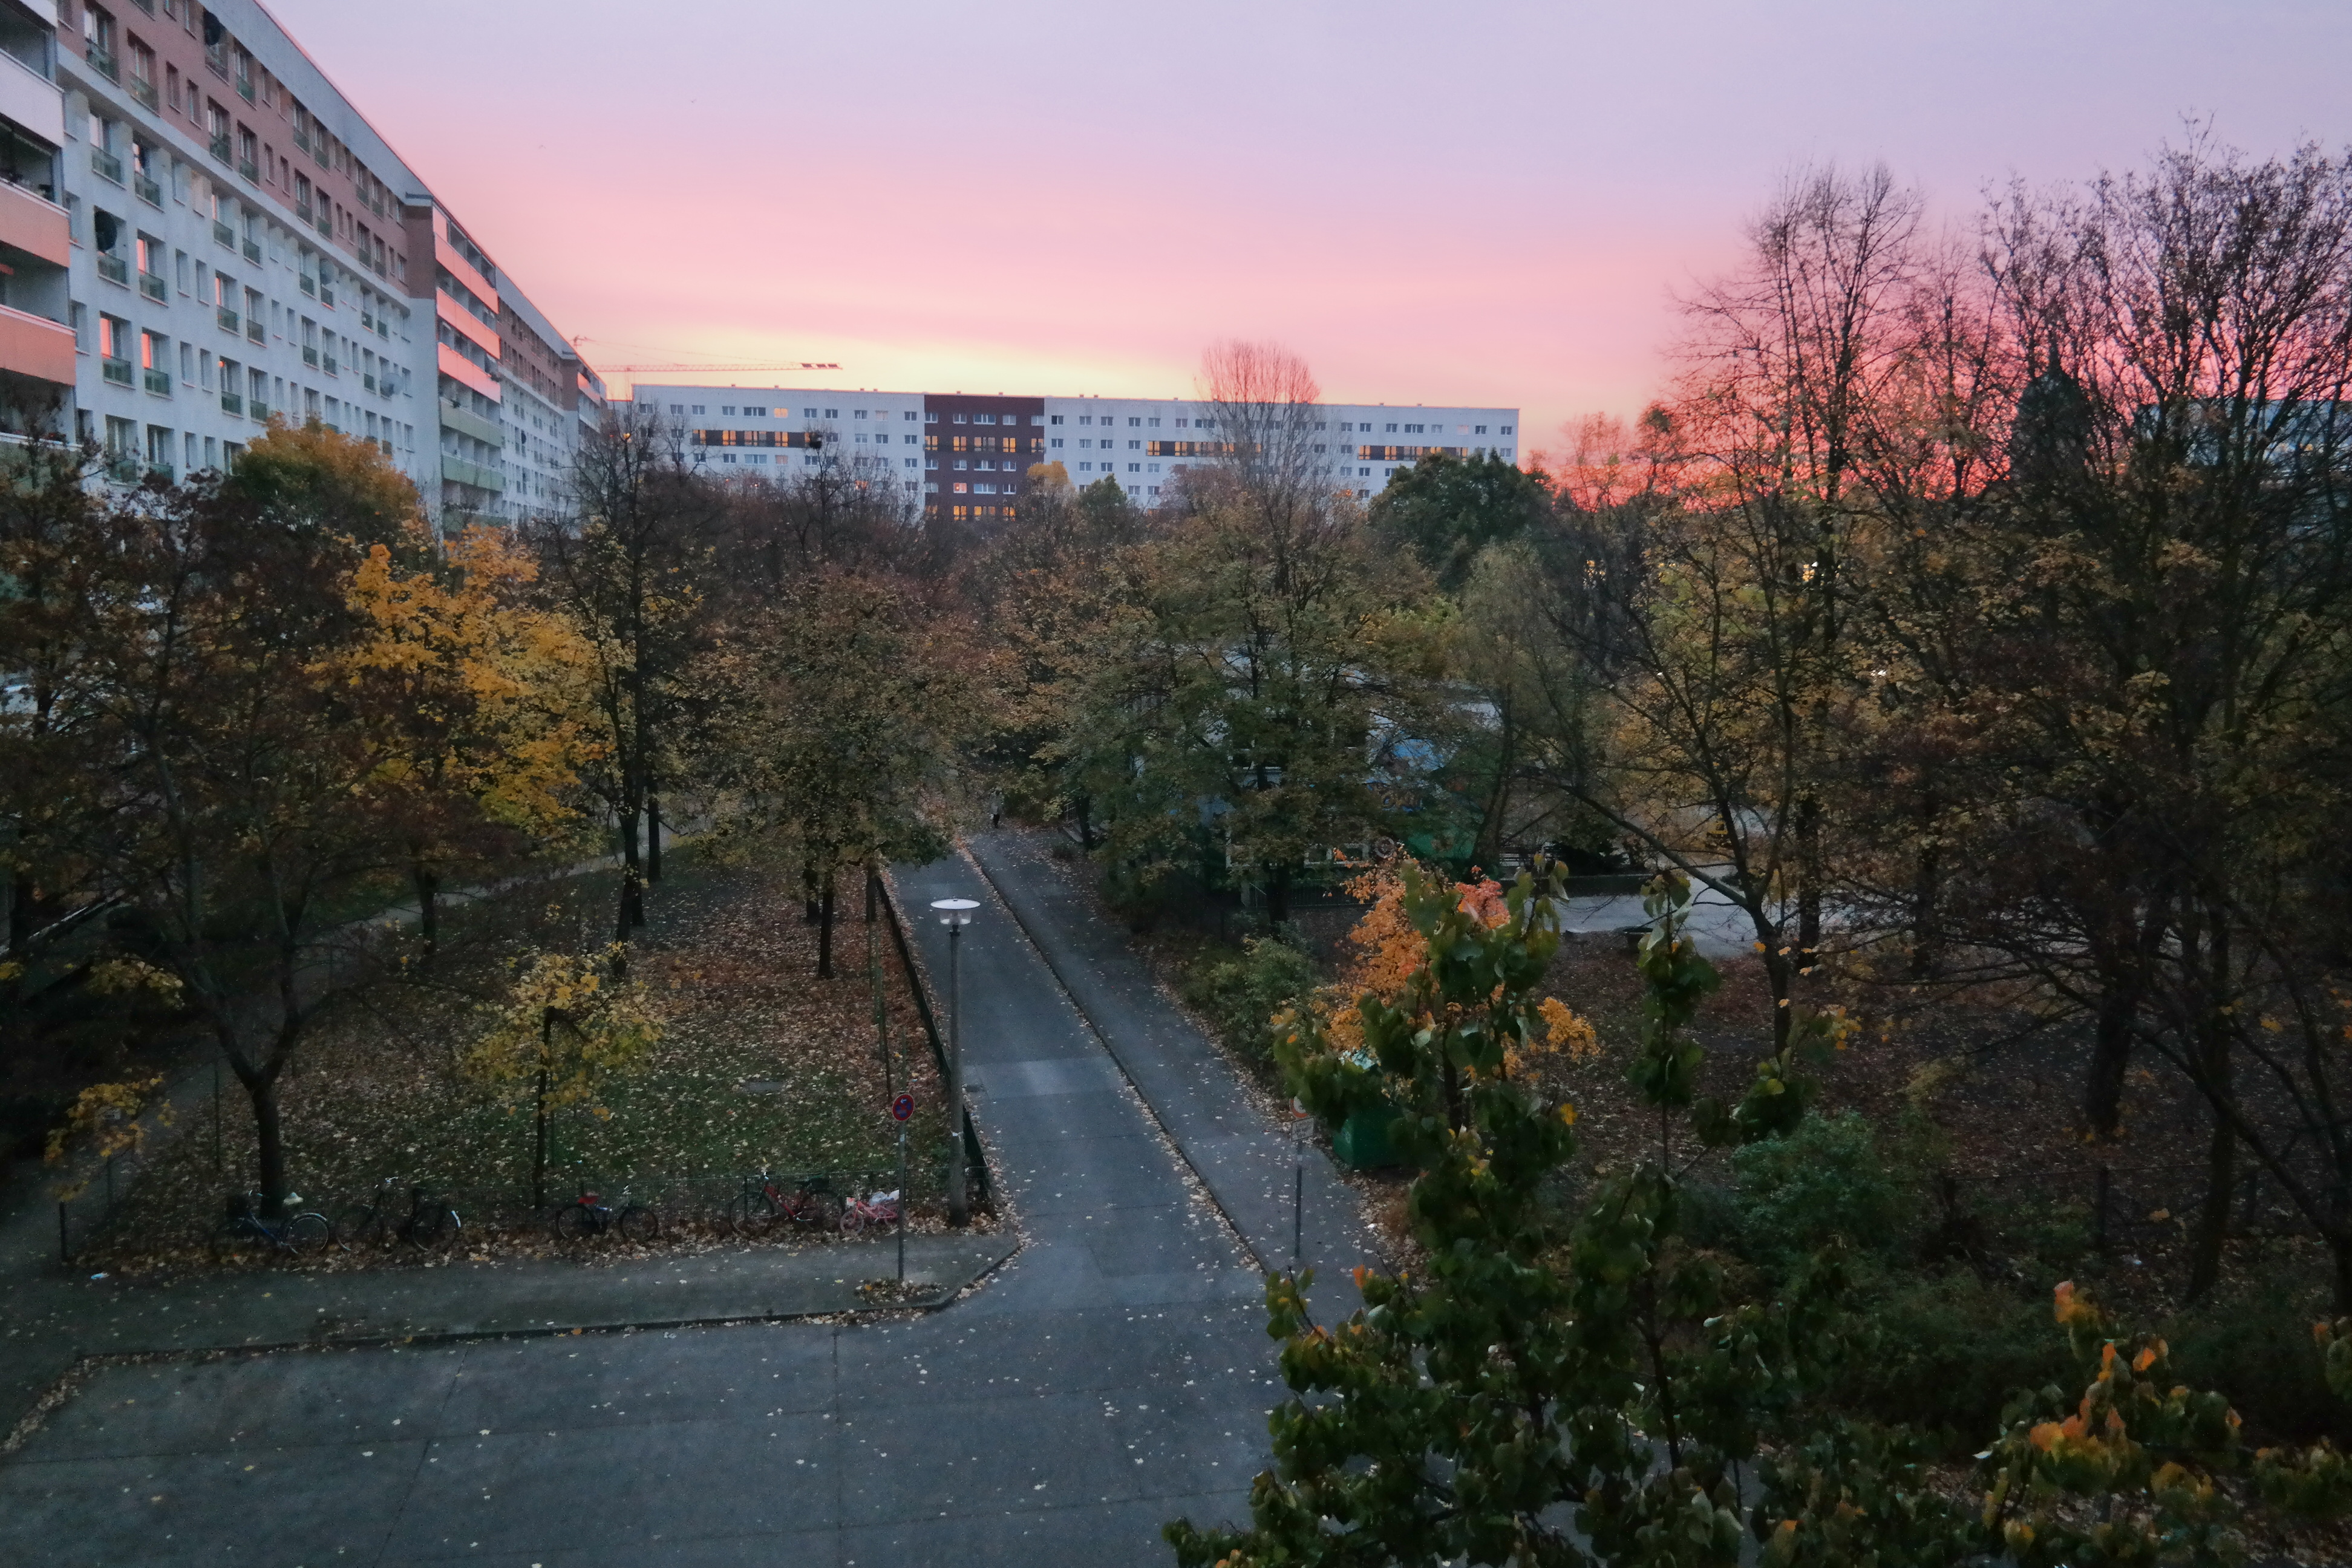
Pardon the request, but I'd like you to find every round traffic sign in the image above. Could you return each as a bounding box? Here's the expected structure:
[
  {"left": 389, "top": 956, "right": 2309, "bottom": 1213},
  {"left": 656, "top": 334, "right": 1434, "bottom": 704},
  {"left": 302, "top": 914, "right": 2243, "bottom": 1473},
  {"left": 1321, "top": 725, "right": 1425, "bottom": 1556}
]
[{"left": 890, "top": 1093, "right": 915, "bottom": 1122}]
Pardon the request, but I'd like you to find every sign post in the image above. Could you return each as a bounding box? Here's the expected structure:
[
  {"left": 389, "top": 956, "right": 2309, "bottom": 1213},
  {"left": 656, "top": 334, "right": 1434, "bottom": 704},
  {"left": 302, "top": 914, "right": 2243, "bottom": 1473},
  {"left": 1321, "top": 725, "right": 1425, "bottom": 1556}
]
[
  {"left": 929, "top": 899, "right": 979, "bottom": 1226},
  {"left": 891, "top": 1091, "right": 915, "bottom": 1283}
]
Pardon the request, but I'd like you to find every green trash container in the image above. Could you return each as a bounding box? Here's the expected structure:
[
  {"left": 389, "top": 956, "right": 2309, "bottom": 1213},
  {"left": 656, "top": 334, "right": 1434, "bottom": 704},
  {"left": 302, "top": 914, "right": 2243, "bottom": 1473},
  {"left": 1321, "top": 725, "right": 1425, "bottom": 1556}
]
[{"left": 1333, "top": 1101, "right": 1401, "bottom": 1170}]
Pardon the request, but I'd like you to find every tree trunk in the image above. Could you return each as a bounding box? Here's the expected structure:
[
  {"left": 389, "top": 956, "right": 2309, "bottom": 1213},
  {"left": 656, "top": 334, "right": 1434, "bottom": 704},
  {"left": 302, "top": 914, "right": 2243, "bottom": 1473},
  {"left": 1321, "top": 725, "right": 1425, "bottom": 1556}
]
[
  {"left": 240, "top": 1068, "right": 287, "bottom": 1218},
  {"left": 1909, "top": 840, "right": 1940, "bottom": 980},
  {"left": 817, "top": 868, "right": 836, "bottom": 980},
  {"left": 2083, "top": 985, "right": 2137, "bottom": 1140},
  {"left": 646, "top": 792, "right": 663, "bottom": 884},
  {"left": 1795, "top": 792, "right": 1823, "bottom": 959},
  {"left": 803, "top": 860, "right": 820, "bottom": 923},
  {"left": 1075, "top": 796, "right": 1096, "bottom": 852},
  {"left": 2187, "top": 1105, "right": 2235, "bottom": 1301},
  {"left": 616, "top": 805, "right": 645, "bottom": 939},
  {"left": 1266, "top": 862, "right": 1292, "bottom": 931},
  {"left": 412, "top": 858, "right": 440, "bottom": 959}
]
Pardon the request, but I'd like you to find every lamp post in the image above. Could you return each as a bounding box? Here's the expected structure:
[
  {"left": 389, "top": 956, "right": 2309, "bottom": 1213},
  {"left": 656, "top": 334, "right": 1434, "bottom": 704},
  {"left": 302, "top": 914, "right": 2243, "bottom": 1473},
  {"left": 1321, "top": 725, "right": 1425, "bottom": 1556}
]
[{"left": 931, "top": 897, "right": 979, "bottom": 1226}]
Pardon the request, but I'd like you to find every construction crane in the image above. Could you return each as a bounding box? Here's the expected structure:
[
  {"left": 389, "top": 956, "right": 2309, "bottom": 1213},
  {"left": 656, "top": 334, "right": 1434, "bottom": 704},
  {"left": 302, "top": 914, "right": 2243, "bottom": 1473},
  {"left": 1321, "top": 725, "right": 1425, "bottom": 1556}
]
[
  {"left": 598, "top": 362, "right": 841, "bottom": 373},
  {"left": 567, "top": 341, "right": 842, "bottom": 374}
]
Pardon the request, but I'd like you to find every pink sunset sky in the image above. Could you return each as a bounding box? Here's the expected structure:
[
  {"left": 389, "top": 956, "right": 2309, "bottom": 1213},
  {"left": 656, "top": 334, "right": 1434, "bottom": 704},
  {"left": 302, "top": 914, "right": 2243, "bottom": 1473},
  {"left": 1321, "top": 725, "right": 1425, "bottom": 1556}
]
[{"left": 271, "top": 0, "right": 2347, "bottom": 461}]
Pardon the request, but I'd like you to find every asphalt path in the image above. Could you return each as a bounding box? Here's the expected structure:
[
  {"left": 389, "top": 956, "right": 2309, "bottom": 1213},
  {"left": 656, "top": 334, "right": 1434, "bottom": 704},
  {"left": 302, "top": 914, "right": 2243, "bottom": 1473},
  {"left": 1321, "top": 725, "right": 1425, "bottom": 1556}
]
[{"left": 0, "top": 848, "right": 1307, "bottom": 1566}]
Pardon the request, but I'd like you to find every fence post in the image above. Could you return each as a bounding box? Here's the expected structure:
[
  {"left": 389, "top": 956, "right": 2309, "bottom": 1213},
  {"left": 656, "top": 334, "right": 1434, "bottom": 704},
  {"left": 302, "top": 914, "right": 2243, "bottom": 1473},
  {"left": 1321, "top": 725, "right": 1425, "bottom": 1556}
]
[{"left": 2094, "top": 1164, "right": 2111, "bottom": 1255}]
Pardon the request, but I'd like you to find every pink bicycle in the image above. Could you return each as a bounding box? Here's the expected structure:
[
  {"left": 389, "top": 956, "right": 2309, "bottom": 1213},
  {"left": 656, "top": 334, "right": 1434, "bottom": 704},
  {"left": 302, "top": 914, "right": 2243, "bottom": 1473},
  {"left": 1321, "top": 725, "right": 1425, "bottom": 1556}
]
[{"left": 838, "top": 1189, "right": 901, "bottom": 1235}]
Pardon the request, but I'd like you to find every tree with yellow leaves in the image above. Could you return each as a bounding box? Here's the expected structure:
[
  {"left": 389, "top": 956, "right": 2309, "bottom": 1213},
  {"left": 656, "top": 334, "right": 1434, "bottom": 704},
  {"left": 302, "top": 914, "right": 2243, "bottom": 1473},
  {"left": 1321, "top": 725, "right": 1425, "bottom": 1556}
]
[
  {"left": 332, "top": 522, "right": 603, "bottom": 955},
  {"left": 461, "top": 946, "right": 664, "bottom": 1209}
]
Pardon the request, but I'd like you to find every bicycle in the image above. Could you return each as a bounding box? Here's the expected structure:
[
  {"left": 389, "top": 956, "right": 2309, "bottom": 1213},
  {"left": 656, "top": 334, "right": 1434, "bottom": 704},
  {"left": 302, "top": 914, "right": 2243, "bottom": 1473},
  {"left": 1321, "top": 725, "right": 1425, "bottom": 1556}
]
[
  {"left": 549, "top": 1185, "right": 658, "bottom": 1246},
  {"left": 212, "top": 1191, "right": 332, "bottom": 1259},
  {"left": 837, "top": 1189, "right": 901, "bottom": 1236},
  {"left": 728, "top": 1172, "right": 840, "bottom": 1238},
  {"left": 332, "top": 1179, "right": 462, "bottom": 1253}
]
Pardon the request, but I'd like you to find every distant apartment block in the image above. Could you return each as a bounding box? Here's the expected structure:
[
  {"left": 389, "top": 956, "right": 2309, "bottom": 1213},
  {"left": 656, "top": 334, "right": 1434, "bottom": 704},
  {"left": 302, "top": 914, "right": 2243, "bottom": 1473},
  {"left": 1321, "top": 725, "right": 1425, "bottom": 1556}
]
[
  {"left": 0, "top": 0, "right": 598, "bottom": 521},
  {"left": 627, "top": 383, "right": 1520, "bottom": 525}
]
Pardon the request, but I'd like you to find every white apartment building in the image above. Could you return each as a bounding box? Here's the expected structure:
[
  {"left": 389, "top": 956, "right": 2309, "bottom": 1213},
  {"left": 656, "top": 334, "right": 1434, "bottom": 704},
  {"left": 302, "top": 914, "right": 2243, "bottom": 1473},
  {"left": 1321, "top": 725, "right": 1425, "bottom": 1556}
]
[
  {"left": 627, "top": 382, "right": 1520, "bottom": 524},
  {"left": 0, "top": 0, "right": 595, "bottom": 524}
]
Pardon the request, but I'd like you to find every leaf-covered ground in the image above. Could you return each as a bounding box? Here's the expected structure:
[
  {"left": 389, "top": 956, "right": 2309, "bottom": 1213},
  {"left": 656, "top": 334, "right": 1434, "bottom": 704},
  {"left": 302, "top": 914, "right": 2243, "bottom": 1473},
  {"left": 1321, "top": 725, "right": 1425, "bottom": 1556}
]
[{"left": 76, "top": 844, "right": 975, "bottom": 1276}]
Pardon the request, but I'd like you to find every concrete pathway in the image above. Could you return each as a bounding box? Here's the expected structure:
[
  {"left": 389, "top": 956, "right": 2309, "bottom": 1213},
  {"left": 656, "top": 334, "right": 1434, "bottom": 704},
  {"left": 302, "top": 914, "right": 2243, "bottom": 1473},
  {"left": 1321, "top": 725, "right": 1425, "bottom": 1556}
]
[
  {"left": 0, "top": 844, "right": 1333, "bottom": 1565},
  {"left": 964, "top": 830, "right": 1385, "bottom": 1318}
]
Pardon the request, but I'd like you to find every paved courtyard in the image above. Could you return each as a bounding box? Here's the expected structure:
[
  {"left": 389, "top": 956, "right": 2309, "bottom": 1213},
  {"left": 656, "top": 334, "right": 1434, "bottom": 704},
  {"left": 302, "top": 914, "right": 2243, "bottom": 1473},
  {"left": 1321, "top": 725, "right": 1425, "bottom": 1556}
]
[{"left": 0, "top": 837, "right": 1382, "bottom": 1565}]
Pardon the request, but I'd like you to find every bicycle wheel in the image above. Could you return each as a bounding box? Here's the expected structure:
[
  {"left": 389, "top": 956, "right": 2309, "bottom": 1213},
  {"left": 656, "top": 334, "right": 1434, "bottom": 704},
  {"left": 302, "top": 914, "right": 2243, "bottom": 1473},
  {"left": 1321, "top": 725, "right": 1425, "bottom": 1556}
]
[
  {"left": 411, "top": 1206, "right": 462, "bottom": 1253},
  {"left": 838, "top": 1206, "right": 866, "bottom": 1238},
  {"left": 285, "top": 1212, "right": 333, "bottom": 1256},
  {"left": 728, "top": 1194, "right": 771, "bottom": 1240},
  {"left": 617, "top": 1204, "right": 658, "bottom": 1245},
  {"left": 331, "top": 1204, "right": 384, "bottom": 1251},
  {"left": 549, "top": 1203, "right": 595, "bottom": 1245}
]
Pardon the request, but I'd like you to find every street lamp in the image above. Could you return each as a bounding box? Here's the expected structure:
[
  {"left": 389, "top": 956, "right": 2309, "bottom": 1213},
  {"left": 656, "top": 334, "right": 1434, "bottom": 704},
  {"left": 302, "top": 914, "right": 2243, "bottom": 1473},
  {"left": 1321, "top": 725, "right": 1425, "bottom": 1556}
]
[{"left": 930, "top": 898, "right": 979, "bottom": 1226}]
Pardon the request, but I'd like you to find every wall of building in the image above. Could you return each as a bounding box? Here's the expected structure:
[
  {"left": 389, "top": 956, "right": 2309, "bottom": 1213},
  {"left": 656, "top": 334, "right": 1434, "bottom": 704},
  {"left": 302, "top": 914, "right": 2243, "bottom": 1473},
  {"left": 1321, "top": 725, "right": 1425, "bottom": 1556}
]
[{"left": 627, "top": 382, "right": 1520, "bottom": 525}]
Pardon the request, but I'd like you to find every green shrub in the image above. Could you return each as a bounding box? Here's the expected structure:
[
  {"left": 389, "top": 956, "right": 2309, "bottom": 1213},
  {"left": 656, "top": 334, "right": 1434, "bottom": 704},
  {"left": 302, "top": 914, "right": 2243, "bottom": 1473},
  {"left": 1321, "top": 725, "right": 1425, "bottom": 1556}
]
[
  {"left": 1731, "top": 1110, "right": 1913, "bottom": 1268},
  {"left": 1183, "top": 936, "right": 1317, "bottom": 1072},
  {"left": 1837, "top": 1267, "right": 2077, "bottom": 1446},
  {"left": 2167, "top": 1281, "right": 2352, "bottom": 1446}
]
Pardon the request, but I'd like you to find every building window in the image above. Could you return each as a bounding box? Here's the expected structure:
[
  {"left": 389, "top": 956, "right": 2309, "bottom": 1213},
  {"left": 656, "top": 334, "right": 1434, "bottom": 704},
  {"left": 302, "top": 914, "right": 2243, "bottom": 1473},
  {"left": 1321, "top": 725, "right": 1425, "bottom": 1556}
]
[
  {"left": 1127, "top": 417, "right": 1141, "bottom": 427},
  {"left": 1474, "top": 424, "right": 1487, "bottom": 434},
  {"left": 1050, "top": 438, "right": 1063, "bottom": 448},
  {"left": 1499, "top": 425, "right": 1513, "bottom": 434},
  {"left": 1127, "top": 462, "right": 1140, "bottom": 472},
  {"left": 823, "top": 408, "right": 838, "bottom": 418}
]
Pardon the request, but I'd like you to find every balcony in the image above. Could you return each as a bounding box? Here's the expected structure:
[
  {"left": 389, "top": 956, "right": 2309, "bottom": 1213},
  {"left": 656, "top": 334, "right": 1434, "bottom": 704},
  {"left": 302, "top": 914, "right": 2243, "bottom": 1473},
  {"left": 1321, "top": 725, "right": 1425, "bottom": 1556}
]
[
  {"left": 0, "top": 303, "right": 79, "bottom": 387},
  {"left": 244, "top": 318, "right": 263, "bottom": 345},
  {"left": 301, "top": 344, "right": 318, "bottom": 368},
  {"left": 96, "top": 252, "right": 128, "bottom": 285},
  {"left": 90, "top": 147, "right": 123, "bottom": 185},
  {"left": 142, "top": 366, "right": 169, "bottom": 395},
  {"left": 103, "top": 452, "right": 138, "bottom": 482},
  {"left": 442, "top": 453, "right": 506, "bottom": 494},
  {"left": 101, "top": 356, "right": 132, "bottom": 387},
  {"left": 129, "top": 74, "right": 157, "bottom": 111},
  {"left": 211, "top": 218, "right": 233, "bottom": 249},
  {"left": 237, "top": 156, "right": 256, "bottom": 183},
  {"left": 208, "top": 132, "right": 230, "bottom": 165},
  {"left": 215, "top": 305, "right": 238, "bottom": 335},
  {"left": 133, "top": 172, "right": 160, "bottom": 207},
  {"left": 85, "top": 43, "right": 117, "bottom": 83},
  {"left": 137, "top": 271, "right": 164, "bottom": 302},
  {"left": 0, "top": 183, "right": 68, "bottom": 271},
  {"left": 241, "top": 237, "right": 260, "bottom": 265},
  {"left": 220, "top": 390, "right": 241, "bottom": 416}
]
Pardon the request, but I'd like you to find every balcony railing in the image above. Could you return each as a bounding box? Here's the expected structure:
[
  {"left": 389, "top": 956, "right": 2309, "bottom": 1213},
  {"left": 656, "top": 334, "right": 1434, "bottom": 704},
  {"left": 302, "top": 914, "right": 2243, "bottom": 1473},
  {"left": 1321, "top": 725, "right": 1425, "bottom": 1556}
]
[
  {"left": 314, "top": 211, "right": 331, "bottom": 238},
  {"left": 85, "top": 44, "right": 118, "bottom": 82},
  {"left": 241, "top": 238, "right": 260, "bottom": 265},
  {"left": 301, "top": 345, "right": 318, "bottom": 368},
  {"left": 319, "top": 283, "right": 334, "bottom": 308},
  {"left": 96, "top": 253, "right": 128, "bottom": 285},
  {"left": 138, "top": 272, "right": 165, "bottom": 302},
  {"left": 100, "top": 357, "right": 132, "bottom": 387},
  {"left": 237, "top": 156, "right": 257, "bottom": 182},
  {"left": 220, "top": 390, "right": 241, "bottom": 416},
  {"left": 208, "top": 133, "right": 231, "bottom": 165},
  {"left": 90, "top": 147, "right": 123, "bottom": 185},
  {"left": 212, "top": 218, "right": 234, "bottom": 249},
  {"left": 146, "top": 460, "right": 173, "bottom": 484},
  {"left": 299, "top": 272, "right": 313, "bottom": 296},
  {"left": 363, "top": 373, "right": 376, "bottom": 393},
  {"left": 103, "top": 452, "right": 138, "bottom": 482},
  {"left": 216, "top": 305, "right": 238, "bottom": 334},
  {"left": 244, "top": 318, "right": 263, "bottom": 345},
  {"left": 143, "top": 367, "right": 169, "bottom": 396},
  {"left": 129, "top": 76, "right": 157, "bottom": 110},
  {"left": 323, "top": 353, "right": 337, "bottom": 376},
  {"left": 292, "top": 126, "right": 310, "bottom": 152},
  {"left": 235, "top": 74, "right": 253, "bottom": 104},
  {"left": 134, "top": 172, "right": 160, "bottom": 206},
  {"left": 248, "top": 401, "right": 268, "bottom": 421}
]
